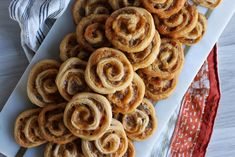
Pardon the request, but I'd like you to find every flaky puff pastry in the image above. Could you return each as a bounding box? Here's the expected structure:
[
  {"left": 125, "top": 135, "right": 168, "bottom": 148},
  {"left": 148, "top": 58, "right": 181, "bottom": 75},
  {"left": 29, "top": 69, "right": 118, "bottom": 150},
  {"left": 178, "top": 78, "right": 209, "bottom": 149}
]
[
  {"left": 85, "top": 47, "right": 134, "bottom": 94},
  {"left": 60, "top": 33, "right": 90, "bottom": 62},
  {"left": 64, "top": 92, "right": 112, "bottom": 141},
  {"left": 193, "top": 0, "right": 222, "bottom": 9},
  {"left": 142, "top": 0, "right": 186, "bottom": 18},
  {"left": 108, "top": 0, "right": 141, "bottom": 10},
  {"left": 38, "top": 103, "right": 77, "bottom": 144},
  {"left": 107, "top": 73, "right": 145, "bottom": 114},
  {"left": 82, "top": 119, "right": 128, "bottom": 157},
  {"left": 178, "top": 13, "right": 207, "bottom": 45},
  {"left": 56, "top": 58, "right": 89, "bottom": 101},
  {"left": 14, "top": 108, "right": 46, "bottom": 148},
  {"left": 142, "top": 38, "right": 184, "bottom": 79},
  {"left": 126, "top": 31, "right": 161, "bottom": 71},
  {"left": 122, "top": 98, "right": 157, "bottom": 141},
  {"left": 76, "top": 14, "right": 111, "bottom": 52},
  {"left": 154, "top": 4, "right": 198, "bottom": 38},
  {"left": 44, "top": 139, "right": 84, "bottom": 157},
  {"left": 123, "top": 140, "right": 136, "bottom": 157},
  {"left": 27, "top": 59, "right": 64, "bottom": 107},
  {"left": 105, "top": 7, "right": 155, "bottom": 53},
  {"left": 138, "top": 71, "right": 177, "bottom": 101},
  {"left": 72, "top": 0, "right": 112, "bottom": 24}
]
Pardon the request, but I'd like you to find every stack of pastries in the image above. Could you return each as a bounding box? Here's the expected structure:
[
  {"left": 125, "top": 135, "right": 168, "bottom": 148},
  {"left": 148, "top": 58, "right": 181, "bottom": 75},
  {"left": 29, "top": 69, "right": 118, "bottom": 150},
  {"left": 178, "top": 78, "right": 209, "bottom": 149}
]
[{"left": 14, "top": 0, "right": 221, "bottom": 156}]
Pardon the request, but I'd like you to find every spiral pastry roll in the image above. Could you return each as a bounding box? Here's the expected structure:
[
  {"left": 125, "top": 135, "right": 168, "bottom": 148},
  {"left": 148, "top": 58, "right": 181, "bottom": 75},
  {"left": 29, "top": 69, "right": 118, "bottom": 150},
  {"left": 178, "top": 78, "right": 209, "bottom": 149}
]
[
  {"left": 76, "top": 14, "right": 111, "bottom": 52},
  {"left": 56, "top": 58, "right": 89, "bottom": 101},
  {"left": 64, "top": 92, "right": 112, "bottom": 140},
  {"left": 142, "top": 38, "right": 184, "bottom": 79},
  {"left": 82, "top": 119, "right": 128, "bottom": 157},
  {"left": 38, "top": 103, "right": 77, "bottom": 144},
  {"left": 44, "top": 140, "right": 84, "bottom": 157},
  {"left": 107, "top": 73, "right": 145, "bottom": 114},
  {"left": 108, "top": 0, "right": 141, "bottom": 10},
  {"left": 142, "top": 0, "right": 186, "bottom": 18},
  {"left": 178, "top": 13, "right": 207, "bottom": 45},
  {"left": 60, "top": 33, "right": 90, "bottom": 62},
  {"left": 85, "top": 47, "right": 134, "bottom": 94},
  {"left": 138, "top": 71, "right": 177, "bottom": 101},
  {"left": 126, "top": 31, "right": 161, "bottom": 71},
  {"left": 14, "top": 108, "right": 46, "bottom": 148},
  {"left": 193, "top": 0, "right": 222, "bottom": 9},
  {"left": 27, "top": 59, "right": 63, "bottom": 107},
  {"left": 105, "top": 7, "right": 155, "bottom": 53},
  {"left": 122, "top": 98, "right": 157, "bottom": 141},
  {"left": 123, "top": 140, "right": 136, "bottom": 157},
  {"left": 154, "top": 4, "right": 198, "bottom": 38},
  {"left": 72, "top": 0, "right": 112, "bottom": 24}
]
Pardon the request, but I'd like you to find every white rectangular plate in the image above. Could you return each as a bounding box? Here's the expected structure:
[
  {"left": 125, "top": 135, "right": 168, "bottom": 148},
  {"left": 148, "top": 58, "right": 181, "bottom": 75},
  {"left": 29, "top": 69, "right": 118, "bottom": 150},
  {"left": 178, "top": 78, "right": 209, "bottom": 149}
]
[{"left": 1, "top": 1, "right": 235, "bottom": 157}]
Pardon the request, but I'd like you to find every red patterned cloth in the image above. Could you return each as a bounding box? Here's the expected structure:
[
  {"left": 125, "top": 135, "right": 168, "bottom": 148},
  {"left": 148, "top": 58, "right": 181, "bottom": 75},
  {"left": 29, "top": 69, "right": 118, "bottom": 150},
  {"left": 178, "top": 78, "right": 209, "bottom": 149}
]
[{"left": 170, "top": 46, "right": 221, "bottom": 157}]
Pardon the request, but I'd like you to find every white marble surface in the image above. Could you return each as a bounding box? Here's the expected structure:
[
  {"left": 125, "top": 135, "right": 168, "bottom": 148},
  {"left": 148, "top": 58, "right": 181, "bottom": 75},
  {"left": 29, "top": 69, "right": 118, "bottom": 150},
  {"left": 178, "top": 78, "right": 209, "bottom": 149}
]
[{"left": 0, "top": 0, "right": 235, "bottom": 156}]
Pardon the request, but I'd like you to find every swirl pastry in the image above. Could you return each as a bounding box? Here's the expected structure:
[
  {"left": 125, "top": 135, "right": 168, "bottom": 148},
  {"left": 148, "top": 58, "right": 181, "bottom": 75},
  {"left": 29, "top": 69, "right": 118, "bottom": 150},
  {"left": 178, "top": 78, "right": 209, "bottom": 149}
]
[
  {"left": 105, "top": 7, "right": 155, "bottom": 53},
  {"left": 82, "top": 119, "right": 128, "bottom": 157},
  {"left": 142, "top": 0, "right": 186, "bottom": 18},
  {"left": 122, "top": 98, "right": 157, "bottom": 141},
  {"left": 60, "top": 33, "right": 90, "bottom": 62},
  {"left": 193, "top": 0, "right": 222, "bottom": 9},
  {"left": 38, "top": 103, "right": 77, "bottom": 144},
  {"left": 142, "top": 38, "right": 184, "bottom": 79},
  {"left": 44, "top": 140, "right": 84, "bottom": 157},
  {"left": 85, "top": 47, "right": 134, "bottom": 94},
  {"left": 126, "top": 31, "right": 161, "bottom": 71},
  {"left": 154, "top": 4, "right": 198, "bottom": 38},
  {"left": 14, "top": 108, "right": 46, "bottom": 148},
  {"left": 107, "top": 73, "right": 145, "bottom": 114},
  {"left": 76, "top": 14, "right": 111, "bottom": 52},
  {"left": 72, "top": 0, "right": 112, "bottom": 24},
  {"left": 27, "top": 59, "right": 63, "bottom": 107},
  {"left": 178, "top": 13, "right": 207, "bottom": 45},
  {"left": 64, "top": 92, "right": 112, "bottom": 140},
  {"left": 123, "top": 140, "right": 136, "bottom": 157},
  {"left": 108, "top": 0, "right": 141, "bottom": 10},
  {"left": 56, "top": 58, "right": 89, "bottom": 101},
  {"left": 138, "top": 71, "right": 177, "bottom": 101}
]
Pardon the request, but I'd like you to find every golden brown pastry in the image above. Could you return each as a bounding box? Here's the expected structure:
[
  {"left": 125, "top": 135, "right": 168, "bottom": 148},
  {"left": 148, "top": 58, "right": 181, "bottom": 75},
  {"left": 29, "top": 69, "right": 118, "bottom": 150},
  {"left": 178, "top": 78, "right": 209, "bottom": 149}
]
[
  {"left": 107, "top": 73, "right": 145, "bottom": 114},
  {"left": 193, "top": 0, "right": 222, "bottom": 9},
  {"left": 60, "top": 33, "right": 90, "bottom": 62},
  {"left": 123, "top": 140, "right": 136, "bottom": 157},
  {"left": 85, "top": 47, "right": 134, "bottom": 94},
  {"left": 108, "top": 0, "right": 141, "bottom": 10},
  {"left": 82, "top": 119, "right": 128, "bottom": 157},
  {"left": 76, "top": 14, "right": 111, "bottom": 52},
  {"left": 56, "top": 58, "right": 89, "bottom": 101},
  {"left": 64, "top": 92, "right": 112, "bottom": 140},
  {"left": 126, "top": 31, "right": 161, "bottom": 71},
  {"left": 44, "top": 139, "right": 84, "bottom": 157},
  {"left": 142, "top": 38, "right": 184, "bottom": 79},
  {"left": 154, "top": 4, "right": 198, "bottom": 38},
  {"left": 138, "top": 71, "right": 177, "bottom": 101},
  {"left": 27, "top": 59, "right": 64, "bottom": 107},
  {"left": 178, "top": 13, "right": 207, "bottom": 45},
  {"left": 122, "top": 98, "right": 157, "bottom": 141},
  {"left": 142, "top": 0, "right": 186, "bottom": 18},
  {"left": 105, "top": 7, "right": 155, "bottom": 53},
  {"left": 38, "top": 103, "right": 77, "bottom": 144},
  {"left": 72, "top": 0, "right": 112, "bottom": 24},
  {"left": 14, "top": 108, "right": 46, "bottom": 148}
]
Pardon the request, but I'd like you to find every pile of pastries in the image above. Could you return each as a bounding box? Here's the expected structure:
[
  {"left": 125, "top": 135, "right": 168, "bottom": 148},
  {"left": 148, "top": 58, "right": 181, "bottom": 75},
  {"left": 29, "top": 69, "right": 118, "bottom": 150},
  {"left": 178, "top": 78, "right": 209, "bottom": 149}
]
[{"left": 14, "top": 0, "right": 221, "bottom": 156}]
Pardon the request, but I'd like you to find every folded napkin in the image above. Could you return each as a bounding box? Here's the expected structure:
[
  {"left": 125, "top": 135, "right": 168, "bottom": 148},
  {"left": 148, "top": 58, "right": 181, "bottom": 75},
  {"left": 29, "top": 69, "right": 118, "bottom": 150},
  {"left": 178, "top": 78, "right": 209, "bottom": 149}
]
[
  {"left": 9, "top": 0, "right": 70, "bottom": 61},
  {"left": 151, "top": 47, "right": 220, "bottom": 157},
  {"left": 9, "top": 1, "right": 221, "bottom": 157}
]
